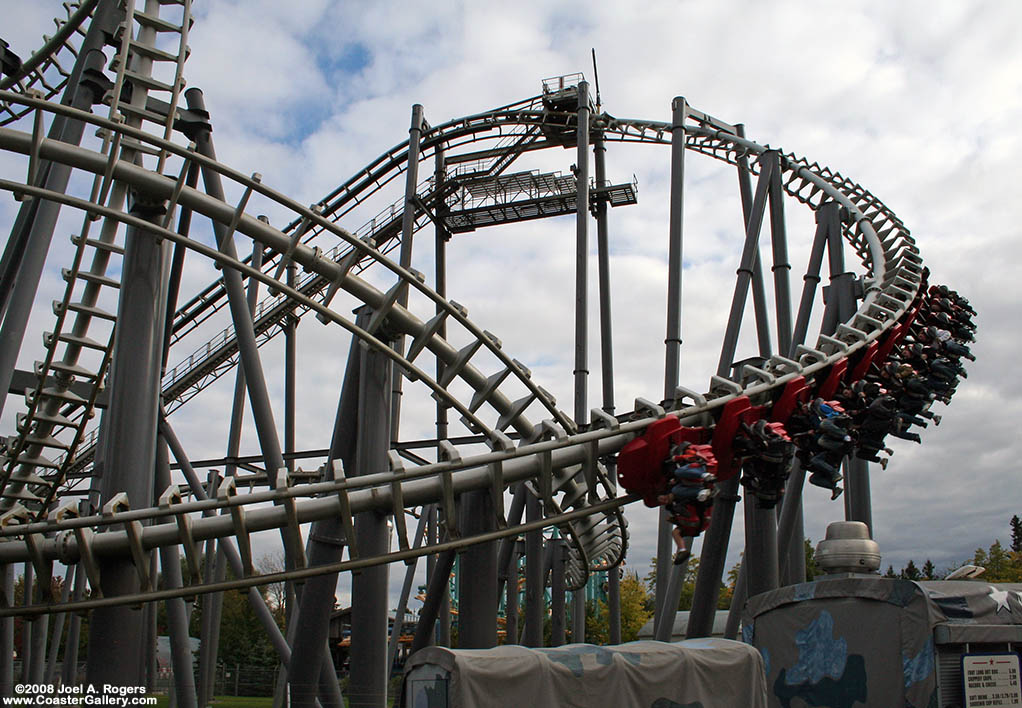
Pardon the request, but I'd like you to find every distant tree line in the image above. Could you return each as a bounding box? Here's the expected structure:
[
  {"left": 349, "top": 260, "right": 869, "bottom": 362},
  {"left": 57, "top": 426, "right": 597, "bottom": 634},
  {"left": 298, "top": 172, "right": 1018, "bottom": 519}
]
[{"left": 883, "top": 515, "right": 1022, "bottom": 583}]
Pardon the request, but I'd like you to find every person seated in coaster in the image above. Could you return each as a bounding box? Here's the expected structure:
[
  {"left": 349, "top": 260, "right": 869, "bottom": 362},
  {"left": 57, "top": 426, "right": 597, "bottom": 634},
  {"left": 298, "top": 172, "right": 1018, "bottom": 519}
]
[{"left": 657, "top": 490, "right": 713, "bottom": 565}]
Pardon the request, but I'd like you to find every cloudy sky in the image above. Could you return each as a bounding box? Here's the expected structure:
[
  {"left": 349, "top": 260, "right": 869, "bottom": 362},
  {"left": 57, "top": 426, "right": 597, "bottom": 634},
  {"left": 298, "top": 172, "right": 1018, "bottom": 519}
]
[{"left": 2, "top": 0, "right": 1020, "bottom": 613}]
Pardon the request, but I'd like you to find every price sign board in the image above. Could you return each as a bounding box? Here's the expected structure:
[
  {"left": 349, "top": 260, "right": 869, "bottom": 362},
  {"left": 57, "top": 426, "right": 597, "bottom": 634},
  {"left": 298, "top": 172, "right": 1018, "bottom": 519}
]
[{"left": 963, "top": 653, "right": 1021, "bottom": 708}]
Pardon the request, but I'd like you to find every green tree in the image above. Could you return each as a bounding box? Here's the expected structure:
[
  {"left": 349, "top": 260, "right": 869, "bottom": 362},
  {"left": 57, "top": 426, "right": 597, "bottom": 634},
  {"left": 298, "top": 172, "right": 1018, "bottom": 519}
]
[
  {"left": 901, "top": 560, "right": 921, "bottom": 580},
  {"left": 593, "top": 571, "right": 652, "bottom": 644},
  {"left": 973, "top": 539, "right": 1021, "bottom": 583},
  {"left": 884, "top": 565, "right": 897, "bottom": 578},
  {"left": 1010, "top": 515, "right": 1022, "bottom": 553},
  {"left": 922, "top": 559, "right": 935, "bottom": 580},
  {"left": 804, "top": 539, "right": 820, "bottom": 581}
]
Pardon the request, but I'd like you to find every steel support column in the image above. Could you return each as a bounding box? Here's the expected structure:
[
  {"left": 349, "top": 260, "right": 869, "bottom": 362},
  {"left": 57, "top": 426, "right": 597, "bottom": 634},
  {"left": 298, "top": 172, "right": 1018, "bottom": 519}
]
[
  {"left": 550, "top": 536, "right": 566, "bottom": 646},
  {"left": 409, "top": 548, "right": 456, "bottom": 656},
  {"left": 658, "top": 95, "right": 688, "bottom": 622},
  {"left": 347, "top": 313, "right": 393, "bottom": 708},
  {"left": 1, "top": 564, "right": 12, "bottom": 695},
  {"left": 85, "top": 193, "right": 170, "bottom": 686},
  {"left": 390, "top": 103, "right": 425, "bottom": 443},
  {"left": 766, "top": 151, "right": 793, "bottom": 355},
  {"left": 459, "top": 491, "right": 498, "bottom": 648},
  {"left": 736, "top": 126, "right": 773, "bottom": 359},
  {"left": 522, "top": 493, "right": 544, "bottom": 647},
  {"left": 570, "top": 80, "right": 591, "bottom": 644},
  {"left": 288, "top": 315, "right": 366, "bottom": 708},
  {"left": 156, "top": 440, "right": 197, "bottom": 708},
  {"left": 505, "top": 542, "right": 520, "bottom": 645},
  {"left": 432, "top": 144, "right": 451, "bottom": 649},
  {"left": 0, "top": 3, "right": 122, "bottom": 418},
  {"left": 592, "top": 132, "right": 621, "bottom": 644},
  {"left": 183, "top": 88, "right": 286, "bottom": 480},
  {"left": 744, "top": 489, "right": 779, "bottom": 597},
  {"left": 386, "top": 508, "right": 431, "bottom": 672},
  {"left": 689, "top": 150, "right": 776, "bottom": 639}
]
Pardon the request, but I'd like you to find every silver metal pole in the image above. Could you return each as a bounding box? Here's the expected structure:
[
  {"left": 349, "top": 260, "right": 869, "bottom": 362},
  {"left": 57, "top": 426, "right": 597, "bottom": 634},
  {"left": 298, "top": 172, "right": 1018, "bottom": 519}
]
[
  {"left": 0, "top": 5, "right": 122, "bottom": 417},
  {"left": 550, "top": 537, "right": 566, "bottom": 646},
  {"left": 505, "top": 542, "right": 520, "bottom": 645},
  {"left": 569, "top": 80, "right": 592, "bottom": 644},
  {"left": 86, "top": 194, "right": 170, "bottom": 687},
  {"left": 386, "top": 508, "right": 430, "bottom": 673},
  {"left": 523, "top": 493, "right": 543, "bottom": 647},
  {"left": 766, "top": 151, "right": 793, "bottom": 354},
  {"left": 390, "top": 104, "right": 425, "bottom": 443},
  {"left": 1, "top": 564, "right": 13, "bottom": 693},
  {"left": 657, "top": 95, "right": 688, "bottom": 623},
  {"left": 347, "top": 311, "right": 393, "bottom": 708},
  {"left": 156, "top": 439, "right": 198, "bottom": 708},
  {"left": 183, "top": 88, "right": 286, "bottom": 479},
  {"left": 592, "top": 132, "right": 621, "bottom": 645},
  {"left": 458, "top": 490, "right": 498, "bottom": 648},
  {"left": 43, "top": 566, "right": 73, "bottom": 684},
  {"left": 283, "top": 327, "right": 365, "bottom": 707},
  {"left": 735, "top": 127, "right": 773, "bottom": 358}
]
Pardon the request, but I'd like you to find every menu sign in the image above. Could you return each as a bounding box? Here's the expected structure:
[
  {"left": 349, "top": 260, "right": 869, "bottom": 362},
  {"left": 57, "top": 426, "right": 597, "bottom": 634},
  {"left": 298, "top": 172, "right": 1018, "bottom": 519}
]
[{"left": 963, "top": 653, "right": 1021, "bottom": 708}]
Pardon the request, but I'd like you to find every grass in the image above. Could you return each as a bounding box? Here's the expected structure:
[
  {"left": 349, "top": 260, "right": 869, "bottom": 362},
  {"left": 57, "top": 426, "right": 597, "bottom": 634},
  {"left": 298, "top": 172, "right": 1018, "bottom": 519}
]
[{"left": 153, "top": 698, "right": 275, "bottom": 708}]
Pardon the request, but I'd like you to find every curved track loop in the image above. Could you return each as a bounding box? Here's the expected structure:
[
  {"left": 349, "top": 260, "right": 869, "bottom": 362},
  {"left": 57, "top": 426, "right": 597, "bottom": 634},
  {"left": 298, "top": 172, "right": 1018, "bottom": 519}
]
[
  {"left": 0, "top": 64, "right": 922, "bottom": 613},
  {"left": 0, "top": 1, "right": 96, "bottom": 124}
]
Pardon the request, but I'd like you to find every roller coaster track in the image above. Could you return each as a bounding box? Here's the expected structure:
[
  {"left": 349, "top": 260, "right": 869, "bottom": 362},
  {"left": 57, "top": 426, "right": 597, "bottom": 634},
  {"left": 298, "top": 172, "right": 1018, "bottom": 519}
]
[{"left": 0, "top": 61, "right": 924, "bottom": 616}]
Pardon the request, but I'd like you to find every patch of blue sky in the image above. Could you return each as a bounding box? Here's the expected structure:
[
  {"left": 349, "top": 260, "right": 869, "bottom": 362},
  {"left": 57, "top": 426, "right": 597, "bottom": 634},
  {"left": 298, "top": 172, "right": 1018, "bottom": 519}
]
[{"left": 318, "top": 42, "right": 371, "bottom": 77}]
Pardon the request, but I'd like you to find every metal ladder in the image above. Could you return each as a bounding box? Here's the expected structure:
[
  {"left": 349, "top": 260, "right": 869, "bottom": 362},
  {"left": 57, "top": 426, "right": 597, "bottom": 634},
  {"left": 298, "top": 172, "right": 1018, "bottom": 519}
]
[{"left": 0, "top": 0, "right": 194, "bottom": 517}]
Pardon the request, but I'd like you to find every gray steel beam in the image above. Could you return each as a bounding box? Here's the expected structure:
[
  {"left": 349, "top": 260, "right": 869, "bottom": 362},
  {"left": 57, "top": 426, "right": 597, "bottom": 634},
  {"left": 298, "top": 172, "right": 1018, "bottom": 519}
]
[
  {"left": 21, "top": 563, "right": 32, "bottom": 682},
  {"left": 86, "top": 191, "right": 170, "bottom": 686},
  {"left": 156, "top": 439, "right": 197, "bottom": 708},
  {"left": 550, "top": 537, "right": 566, "bottom": 646},
  {"left": 716, "top": 154, "right": 775, "bottom": 377},
  {"left": 594, "top": 132, "right": 620, "bottom": 643},
  {"left": 347, "top": 313, "right": 393, "bottom": 708},
  {"left": 777, "top": 462, "right": 807, "bottom": 584},
  {"left": 386, "top": 507, "right": 430, "bottom": 673},
  {"left": 523, "top": 493, "right": 543, "bottom": 647},
  {"left": 61, "top": 496, "right": 93, "bottom": 686},
  {"left": 744, "top": 491, "right": 779, "bottom": 598},
  {"left": 287, "top": 318, "right": 366, "bottom": 708},
  {"left": 657, "top": 95, "right": 688, "bottom": 622},
  {"left": 766, "top": 151, "right": 793, "bottom": 354},
  {"left": 846, "top": 457, "right": 872, "bottom": 534},
  {"left": 409, "top": 548, "right": 456, "bottom": 656},
  {"left": 736, "top": 126, "right": 772, "bottom": 359},
  {"left": 790, "top": 204, "right": 835, "bottom": 357},
  {"left": 459, "top": 490, "right": 498, "bottom": 648},
  {"left": 158, "top": 417, "right": 306, "bottom": 682},
  {"left": 570, "top": 80, "right": 591, "bottom": 645},
  {"left": 390, "top": 103, "right": 424, "bottom": 443},
  {"left": 183, "top": 88, "right": 286, "bottom": 481},
  {"left": 43, "top": 566, "right": 73, "bottom": 684},
  {"left": 0, "top": 1, "right": 122, "bottom": 417},
  {"left": 573, "top": 81, "right": 591, "bottom": 428},
  {"left": 689, "top": 148, "right": 777, "bottom": 640},
  {"left": 505, "top": 542, "right": 520, "bottom": 644},
  {"left": 1, "top": 564, "right": 12, "bottom": 694},
  {"left": 432, "top": 145, "right": 451, "bottom": 649}
]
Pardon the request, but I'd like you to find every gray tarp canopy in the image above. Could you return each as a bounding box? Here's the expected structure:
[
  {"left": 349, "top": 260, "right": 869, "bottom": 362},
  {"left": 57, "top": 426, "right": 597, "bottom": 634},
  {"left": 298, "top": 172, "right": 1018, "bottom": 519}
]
[
  {"left": 742, "top": 575, "right": 1022, "bottom": 708},
  {"left": 402, "top": 639, "right": 768, "bottom": 708}
]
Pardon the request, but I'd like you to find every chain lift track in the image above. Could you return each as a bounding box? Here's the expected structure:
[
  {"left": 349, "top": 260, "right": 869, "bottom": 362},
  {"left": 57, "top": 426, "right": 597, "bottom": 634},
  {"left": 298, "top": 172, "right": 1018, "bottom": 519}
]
[{"left": 0, "top": 2, "right": 926, "bottom": 644}]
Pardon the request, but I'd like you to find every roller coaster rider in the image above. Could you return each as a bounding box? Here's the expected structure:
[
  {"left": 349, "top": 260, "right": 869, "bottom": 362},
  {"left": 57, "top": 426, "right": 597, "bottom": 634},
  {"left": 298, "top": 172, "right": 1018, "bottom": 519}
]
[{"left": 658, "top": 442, "right": 717, "bottom": 565}]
